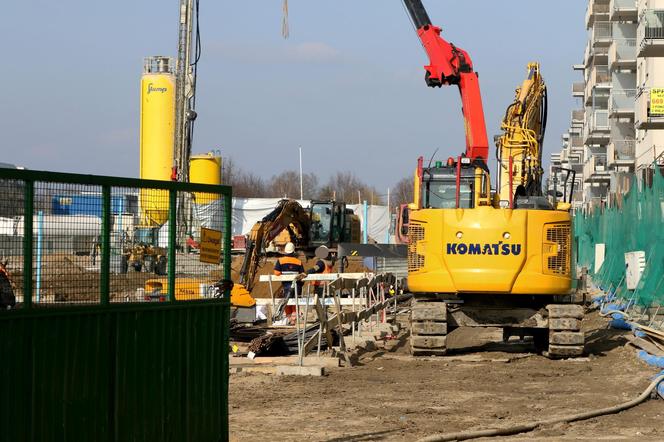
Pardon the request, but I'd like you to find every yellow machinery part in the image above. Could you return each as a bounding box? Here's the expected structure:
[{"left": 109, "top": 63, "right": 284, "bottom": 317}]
[
  {"left": 190, "top": 152, "right": 222, "bottom": 204},
  {"left": 496, "top": 62, "right": 546, "bottom": 203},
  {"left": 144, "top": 278, "right": 256, "bottom": 307},
  {"left": 407, "top": 206, "right": 571, "bottom": 295},
  {"left": 230, "top": 284, "right": 257, "bottom": 308},
  {"left": 139, "top": 68, "right": 175, "bottom": 226}
]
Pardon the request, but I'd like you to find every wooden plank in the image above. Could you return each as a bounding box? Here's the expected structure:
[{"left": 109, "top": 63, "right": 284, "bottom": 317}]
[
  {"left": 254, "top": 298, "right": 365, "bottom": 306},
  {"left": 313, "top": 294, "right": 334, "bottom": 355},
  {"left": 628, "top": 336, "right": 664, "bottom": 357},
  {"left": 259, "top": 273, "right": 371, "bottom": 282}
]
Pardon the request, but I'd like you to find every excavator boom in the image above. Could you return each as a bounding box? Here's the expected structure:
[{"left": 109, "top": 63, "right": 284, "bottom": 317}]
[{"left": 403, "top": 0, "right": 489, "bottom": 161}]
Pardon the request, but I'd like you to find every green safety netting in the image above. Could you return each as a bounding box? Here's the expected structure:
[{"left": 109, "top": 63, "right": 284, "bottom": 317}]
[{"left": 573, "top": 167, "right": 664, "bottom": 308}]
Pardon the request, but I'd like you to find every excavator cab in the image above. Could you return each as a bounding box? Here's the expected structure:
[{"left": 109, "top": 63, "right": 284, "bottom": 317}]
[
  {"left": 418, "top": 157, "right": 492, "bottom": 210},
  {"left": 309, "top": 201, "right": 360, "bottom": 247}
]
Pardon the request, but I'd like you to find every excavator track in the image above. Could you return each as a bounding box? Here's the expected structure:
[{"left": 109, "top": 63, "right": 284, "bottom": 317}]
[
  {"left": 545, "top": 304, "right": 585, "bottom": 358},
  {"left": 410, "top": 297, "right": 448, "bottom": 356}
]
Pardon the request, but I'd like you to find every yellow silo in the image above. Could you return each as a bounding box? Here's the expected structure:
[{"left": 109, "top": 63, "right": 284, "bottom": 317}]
[
  {"left": 139, "top": 56, "right": 175, "bottom": 226},
  {"left": 190, "top": 152, "right": 222, "bottom": 204}
]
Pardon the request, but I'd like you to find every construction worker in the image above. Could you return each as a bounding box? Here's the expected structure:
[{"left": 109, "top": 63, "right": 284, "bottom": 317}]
[
  {"left": 273, "top": 242, "right": 304, "bottom": 320},
  {"left": 307, "top": 247, "right": 335, "bottom": 296},
  {"left": 0, "top": 259, "right": 16, "bottom": 310}
]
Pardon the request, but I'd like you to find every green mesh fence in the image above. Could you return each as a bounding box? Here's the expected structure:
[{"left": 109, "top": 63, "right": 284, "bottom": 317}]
[{"left": 574, "top": 167, "right": 664, "bottom": 308}]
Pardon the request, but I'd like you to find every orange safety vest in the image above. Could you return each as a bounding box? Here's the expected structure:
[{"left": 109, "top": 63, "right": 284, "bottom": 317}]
[{"left": 312, "top": 260, "right": 334, "bottom": 286}]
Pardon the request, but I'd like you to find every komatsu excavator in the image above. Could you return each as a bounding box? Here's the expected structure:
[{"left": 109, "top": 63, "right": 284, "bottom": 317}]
[{"left": 402, "top": 0, "right": 582, "bottom": 358}]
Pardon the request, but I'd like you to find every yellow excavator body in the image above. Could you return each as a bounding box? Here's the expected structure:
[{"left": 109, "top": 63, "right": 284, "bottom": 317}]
[{"left": 407, "top": 206, "right": 571, "bottom": 295}]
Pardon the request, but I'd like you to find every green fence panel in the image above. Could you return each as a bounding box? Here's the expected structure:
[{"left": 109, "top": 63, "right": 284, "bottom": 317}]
[
  {"left": 0, "top": 168, "right": 232, "bottom": 442},
  {"left": 573, "top": 167, "right": 664, "bottom": 309}
]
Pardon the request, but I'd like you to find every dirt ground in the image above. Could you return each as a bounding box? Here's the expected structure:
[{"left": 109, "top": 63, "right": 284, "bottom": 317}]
[{"left": 229, "top": 311, "right": 663, "bottom": 441}]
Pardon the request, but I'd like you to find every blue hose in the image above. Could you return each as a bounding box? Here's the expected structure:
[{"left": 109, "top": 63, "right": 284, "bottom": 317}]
[{"left": 637, "top": 350, "right": 664, "bottom": 369}]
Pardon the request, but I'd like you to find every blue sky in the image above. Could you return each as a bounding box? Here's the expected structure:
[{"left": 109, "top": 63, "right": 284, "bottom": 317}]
[{"left": 1, "top": 1, "right": 585, "bottom": 193}]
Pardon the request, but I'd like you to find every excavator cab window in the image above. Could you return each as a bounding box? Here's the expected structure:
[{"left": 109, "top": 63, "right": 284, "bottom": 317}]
[
  {"left": 331, "top": 204, "right": 343, "bottom": 243},
  {"left": 310, "top": 203, "right": 333, "bottom": 244},
  {"left": 422, "top": 167, "right": 475, "bottom": 209}
]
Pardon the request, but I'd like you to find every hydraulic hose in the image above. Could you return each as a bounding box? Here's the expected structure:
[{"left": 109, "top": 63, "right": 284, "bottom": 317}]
[{"left": 417, "top": 374, "right": 664, "bottom": 442}]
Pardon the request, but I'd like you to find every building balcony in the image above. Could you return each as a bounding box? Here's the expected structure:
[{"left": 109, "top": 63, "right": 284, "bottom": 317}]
[
  {"left": 586, "top": 2, "right": 610, "bottom": 28},
  {"left": 573, "top": 82, "right": 585, "bottom": 98},
  {"left": 584, "top": 110, "right": 611, "bottom": 145},
  {"left": 609, "top": 89, "right": 636, "bottom": 117},
  {"left": 636, "top": 88, "right": 664, "bottom": 129},
  {"left": 638, "top": 10, "right": 664, "bottom": 57},
  {"left": 585, "top": 83, "right": 612, "bottom": 107},
  {"left": 592, "top": 21, "right": 614, "bottom": 47},
  {"left": 571, "top": 109, "right": 585, "bottom": 124},
  {"left": 583, "top": 155, "right": 611, "bottom": 183},
  {"left": 607, "top": 140, "right": 636, "bottom": 168},
  {"left": 609, "top": 38, "right": 636, "bottom": 71},
  {"left": 587, "top": 65, "right": 611, "bottom": 89},
  {"left": 570, "top": 135, "right": 584, "bottom": 149},
  {"left": 610, "top": 0, "right": 637, "bottom": 21}
]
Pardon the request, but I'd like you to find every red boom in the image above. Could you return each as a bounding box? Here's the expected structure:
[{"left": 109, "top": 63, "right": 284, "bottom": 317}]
[{"left": 415, "top": 23, "right": 489, "bottom": 161}]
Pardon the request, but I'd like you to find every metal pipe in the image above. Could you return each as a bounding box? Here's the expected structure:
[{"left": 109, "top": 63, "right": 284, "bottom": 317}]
[
  {"left": 35, "top": 211, "right": 43, "bottom": 303},
  {"left": 362, "top": 201, "right": 368, "bottom": 244},
  {"left": 402, "top": 0, "right": 432, "bottom": 29},
  {"left": 101, "top": 185, "right": 111, "bottom": 304},
  {"left": 23, "top": 180, "right": 33, "bottom": 309},
  {"left": 168, "top": 189, "right": 177, "bottom": 302}
]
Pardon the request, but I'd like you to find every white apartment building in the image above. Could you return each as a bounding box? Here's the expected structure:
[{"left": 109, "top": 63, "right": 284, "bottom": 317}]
[
  {"left": 550, "top": 0, "right": 664, "bottom": 209},
  {"left": 636, "top": 1, "right": 664, "bottom": 169}
]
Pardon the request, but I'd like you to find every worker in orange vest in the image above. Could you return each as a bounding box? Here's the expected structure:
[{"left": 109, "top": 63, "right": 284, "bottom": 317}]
[
  {"left": 307, "top": 248, "right": 335, "bottom": 296},
  {"left": 273, "top": 242, "right": 304, "bottom": 320}
]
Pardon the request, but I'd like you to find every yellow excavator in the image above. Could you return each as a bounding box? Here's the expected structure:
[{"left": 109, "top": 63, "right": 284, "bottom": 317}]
[
  {"left": 403, "top": 0, "right": 579, "bottom": 358},
  {"left": 236, "top": 199, "right": 361, "bottom": 293},
  {"left": 142, "top": 199, "right": 360, "bottom": 320}
]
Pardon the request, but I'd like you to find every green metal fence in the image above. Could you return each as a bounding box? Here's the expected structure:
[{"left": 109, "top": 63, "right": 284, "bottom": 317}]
[
  {"left": 574, "top": 166, "right": 664, "bottom": 317},
  {"left": 0, "top": 168, "right": 232, "bottom": 442}
]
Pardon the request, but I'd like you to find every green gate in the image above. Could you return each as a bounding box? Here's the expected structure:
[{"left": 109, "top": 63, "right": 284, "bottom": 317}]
[{"left": 0, "top": 169, "right": 231, "bottom": 442}]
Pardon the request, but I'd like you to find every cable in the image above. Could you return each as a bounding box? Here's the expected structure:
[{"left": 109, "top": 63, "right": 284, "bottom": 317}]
[{"left": 417, "top": 373, "right": 664, "bottom": 442}]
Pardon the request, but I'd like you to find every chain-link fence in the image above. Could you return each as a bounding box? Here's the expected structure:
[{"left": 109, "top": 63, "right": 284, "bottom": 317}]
[
  {"left": 0, "top": 168, "right": 232, "bottom": 441},
  {"left": 0, "top": 168, "right": 232, "bottom": 308},
  {"left": 574, "top": 165, "right": 664, "bottom": 328}
]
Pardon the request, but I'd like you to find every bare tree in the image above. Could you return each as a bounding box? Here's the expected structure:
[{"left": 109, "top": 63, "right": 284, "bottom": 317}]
[
  {"left": 318, "top": 171, "right": 383, "bottom": 205},
  {"left": 392, "top": 176, "right": 414, "bottom": 209},
  {"left": 269, "top": 170, "right": 319, "bottom": 199},
  {"left": 232, "top": 171, "right": 269, "bottom": 198}
]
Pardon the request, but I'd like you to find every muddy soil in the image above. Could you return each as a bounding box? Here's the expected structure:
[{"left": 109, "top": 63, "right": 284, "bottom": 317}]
[{"left": 229, "top": 312, "right": 663, "bottom": 441}]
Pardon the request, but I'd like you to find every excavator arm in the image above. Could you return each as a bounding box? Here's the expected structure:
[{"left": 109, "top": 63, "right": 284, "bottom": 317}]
[
  {"left": 496, "top": 63, "right": 548, "bottom": 206},
  {"left": 238, "top": 199, "right": 310, "bottom": 292},
  {"left": 403, "top": 0, "right": 489, "bottom": 161}
]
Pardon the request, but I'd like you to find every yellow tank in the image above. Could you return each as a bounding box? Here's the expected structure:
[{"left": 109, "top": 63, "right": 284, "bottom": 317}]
[
  {"left": 190, "top": 152, "right": 222, "bottom": 204},
  {"left": 139, "top": 56, "right": 175, "bottom": 226}
]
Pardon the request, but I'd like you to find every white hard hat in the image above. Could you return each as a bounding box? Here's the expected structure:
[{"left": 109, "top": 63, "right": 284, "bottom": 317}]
[{"left": 284, "top": 242, "right": 295, "bottom": 254}]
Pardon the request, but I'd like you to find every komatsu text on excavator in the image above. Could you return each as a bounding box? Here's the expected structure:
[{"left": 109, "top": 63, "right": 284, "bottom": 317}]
[{"left": 402, "top": 0, "right": 582, "bottom": 358}]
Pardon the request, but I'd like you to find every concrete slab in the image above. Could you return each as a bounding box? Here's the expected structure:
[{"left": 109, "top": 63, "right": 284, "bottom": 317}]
[
  {"left": 276, "top": 365, "right": 325, "bottom": 377},
  {"left": 230, "top": 356, "right": 340, "bottom": 368}
]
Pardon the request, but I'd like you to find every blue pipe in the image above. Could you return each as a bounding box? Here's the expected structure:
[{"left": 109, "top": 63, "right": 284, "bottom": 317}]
[{"left": 637, "top": 351, "right": 664, "bottom": 369}]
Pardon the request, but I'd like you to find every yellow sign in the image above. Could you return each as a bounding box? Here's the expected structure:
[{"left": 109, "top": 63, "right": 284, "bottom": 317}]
[
  {"left": 650, "top": 88, "right": 664, "bottom": 116},
  {"left": 200, "top": 227, "right": 222, "bottom": 264}
]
